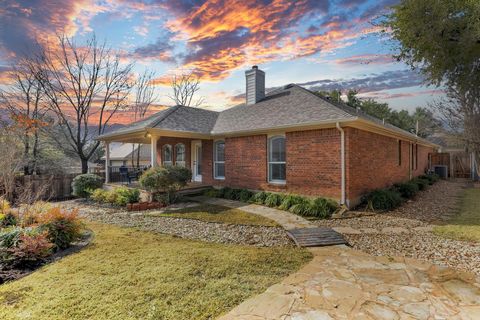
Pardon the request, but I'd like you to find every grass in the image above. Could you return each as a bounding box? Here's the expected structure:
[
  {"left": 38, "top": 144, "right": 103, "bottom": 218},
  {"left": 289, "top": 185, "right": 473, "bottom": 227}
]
[
  {"left": 0, "top": 222, "right": 311, "bottom": 320},
  {"left": 434, "top": 188, "right": 480, "bottom": 242},
  {"left": 150, "top": 204, "right": 279, "bottom": 227}
]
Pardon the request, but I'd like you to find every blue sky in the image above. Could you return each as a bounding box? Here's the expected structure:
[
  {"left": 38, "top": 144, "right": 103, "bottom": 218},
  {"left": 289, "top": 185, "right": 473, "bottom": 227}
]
[{"left": 0, "top": 0, "right": 442, "bottom": 123}]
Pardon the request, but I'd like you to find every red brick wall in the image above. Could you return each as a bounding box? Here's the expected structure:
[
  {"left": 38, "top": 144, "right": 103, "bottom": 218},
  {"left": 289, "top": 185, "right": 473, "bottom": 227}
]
[
  {"left": 205, "top": 130, "right": 342, "bottom": 199},
  {"left": 345, "top": 127, "right": 434, "bottom": 206},
  {"left": 156, "top": 137, "right": 193, "bottom": 168},
  {"left": 286, "top": 129, "right": 341, "bottom": 199}
]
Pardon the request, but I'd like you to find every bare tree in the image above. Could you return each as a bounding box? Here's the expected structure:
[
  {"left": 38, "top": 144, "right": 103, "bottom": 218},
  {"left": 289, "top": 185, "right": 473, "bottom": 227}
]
[
  {"left": 432, "top": 85, "right": 480, "bottom": 176},
  {"left": 0, "top": 62, "right": 48, "bottom": 175},
  {"left": 131, "top": 71, "right": 158, "bottom": 167},
  {"left": 29, "top": 34, "right": 134, "bottom": 173},
  {"left": 0, "top": 122, "right": 23, "bottom": 202},
  {"left": 167, "top": 71, "right": 205, "bottom": 107}
]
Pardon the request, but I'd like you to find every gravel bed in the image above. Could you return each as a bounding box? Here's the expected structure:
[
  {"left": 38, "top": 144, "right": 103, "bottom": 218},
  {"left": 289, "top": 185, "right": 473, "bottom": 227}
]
[
  {"left": 59, "top": 200, "right": 293, "bottom": 247},
  {"left": 315, "top": 180, "right": 480, "bottom": 275},
  {"left": 346, "top": 232, "right": 480, "bottom": 276},
  {"left": 386, "top": 179, "right": 467, "bottom": 223},
  {"left": 315, "top": 215, "right": 428, "bottom": 229}
]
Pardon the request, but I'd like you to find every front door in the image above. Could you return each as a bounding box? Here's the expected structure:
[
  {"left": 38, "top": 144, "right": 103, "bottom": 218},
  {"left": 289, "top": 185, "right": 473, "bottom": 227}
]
[{"left": 191, "top": 141, "right": 202, "bottom": 182}]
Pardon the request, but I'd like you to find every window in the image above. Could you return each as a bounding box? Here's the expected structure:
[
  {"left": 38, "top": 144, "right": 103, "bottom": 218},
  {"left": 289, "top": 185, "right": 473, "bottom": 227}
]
[
  {"left": 162, "top": 144, "right": 172, "bottom": 166},
  {"left": 214, "top": 140, "right": 225, "bottom": 179},
  {"left": 175, "top": 143, "right": 186, "bottom": 167},
  {"left": 268, "top": 136, "right": 286, "bottom": 183},
  {"left": 398, "top": 140, "right": 402, "bottom": 166}
]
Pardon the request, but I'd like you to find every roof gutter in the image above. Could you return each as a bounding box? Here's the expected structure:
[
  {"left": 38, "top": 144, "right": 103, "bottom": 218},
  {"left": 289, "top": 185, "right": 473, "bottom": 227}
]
[{"left": 336, "top": 122, "right": 346, "bottom": 206}]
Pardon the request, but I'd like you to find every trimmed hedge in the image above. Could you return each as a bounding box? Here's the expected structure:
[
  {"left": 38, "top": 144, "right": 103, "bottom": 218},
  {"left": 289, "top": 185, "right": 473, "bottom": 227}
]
[
  {"left": 362, "top": 173, "right": 440, "bottom": 212},
  {"left": 90, "top": 187, "right": 140, "bottom": 207},
  {"left": 393, "top": 181, "right": 419, "bottom": 198},
  {"left": 203, "top": 188, "right": 338, "bottom": 219},
  {"left": 363, "top": 189, "right": 403, "bottom": 211}
]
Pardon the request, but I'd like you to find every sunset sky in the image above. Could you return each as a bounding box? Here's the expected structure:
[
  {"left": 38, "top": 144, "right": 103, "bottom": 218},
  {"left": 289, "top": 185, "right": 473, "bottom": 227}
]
[{"left": 0, "top": 0, "right": 442, "bottom": 124}]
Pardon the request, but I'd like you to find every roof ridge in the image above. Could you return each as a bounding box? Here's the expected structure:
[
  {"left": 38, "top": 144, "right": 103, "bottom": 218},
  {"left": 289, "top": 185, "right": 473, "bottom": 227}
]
[{"left": 147, "top": 105, "right": 180, "bottom": 128}]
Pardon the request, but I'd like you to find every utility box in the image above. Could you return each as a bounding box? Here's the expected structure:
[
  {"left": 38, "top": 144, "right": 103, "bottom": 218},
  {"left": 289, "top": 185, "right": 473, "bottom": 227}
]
[{"left": 433, "top": 165, "right": 448, "bottom": 179}]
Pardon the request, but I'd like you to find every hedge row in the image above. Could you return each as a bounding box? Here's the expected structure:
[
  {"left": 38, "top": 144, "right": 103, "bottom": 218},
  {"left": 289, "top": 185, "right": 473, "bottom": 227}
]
[
  {"left": 362, "top": 173, "right": 440, "bottom": 211},
  {"left": 204, "top": 187, "right": 338, "bottom": 219}
]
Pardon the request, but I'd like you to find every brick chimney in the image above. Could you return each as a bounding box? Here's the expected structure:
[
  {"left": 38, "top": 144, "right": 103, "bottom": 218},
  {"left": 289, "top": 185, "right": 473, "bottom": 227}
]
[{"left": 245, "top": 66, "right": 265, "bottom": 106}]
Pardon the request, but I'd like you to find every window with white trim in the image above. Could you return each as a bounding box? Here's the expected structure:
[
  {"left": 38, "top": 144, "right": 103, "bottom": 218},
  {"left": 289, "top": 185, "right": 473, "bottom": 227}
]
[
  {"left": 268, "top": 136, "right": 286, "bottom": 183},
  {"left": 214, "top": 140, "right": 225, "bottom": 179},
  {"left": 175, "top": 143, "right": 186, "bottom": 167},
  {"left": 162, "top": 144, "right": 172, "bottom": 166}
]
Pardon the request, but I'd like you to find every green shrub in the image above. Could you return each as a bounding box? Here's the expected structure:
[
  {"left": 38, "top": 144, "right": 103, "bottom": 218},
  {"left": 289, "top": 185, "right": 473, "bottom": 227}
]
[
  {"left": 222, "top": 187, "right": 234, "bottom": 200},
  {"left": 309, "top": 198, "right": 338, "bottom": 218},
  {"left": 279, "top": 195, "right": 305, "bottom": 211},
  {"left": 413, "top": 177, "right": 429, "bottom": 191},
  {"left": 363, "top": 189, "right": 403, "bottom": 211},
  {"left": 264, "top": 193, "right": 284, "bottom": 207},
  {"left": 139, "top": 166, "right": 192, "bottom": 204},
  {"left": 90, "top": 189, "right": 108, "bottom": 203},
  {"left": 238, "top": 189, "right": 254, "bottom": 202},
  {"left": 393, "top": 181, "right": 419, "bottom": 199},
  {"left": 420, "top": 173, "right": 440, "bottom": 185},
  {"left": 72, "top": 174, "right": 103, "bottom": 198},
  {"left": 0, "top": 227, "right": 23, "bottom": 248},
  {"left": 38, "top": 208, "right": 83, "bottom": 250},
  {"left": 203, "top": 188, "right": 220, "bottom": 198},
  {"left": 7, "top": 231, "right": 53, "bottom": 268},
  {"left": 0, "top": 227, "right": 53, "bottom": 268},
  {"left": 114, "top": 187, "right": 140, "bottom": 206},
  {"left": 288, "top": 198, "right": 313, "bottom": 216},
  {"left": 230, "top": 188, "right": 243, "bottom": 201},
  {"left": 0, "top": 211, "right": 17, "bottom": 227},
  {"left": 250, "top": 191, "right": 268, "bottom": 204}
]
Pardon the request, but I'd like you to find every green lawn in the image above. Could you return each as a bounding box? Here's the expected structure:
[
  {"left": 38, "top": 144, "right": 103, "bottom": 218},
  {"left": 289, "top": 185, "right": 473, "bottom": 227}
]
[
  {"left": 149, "top": 204, "right": 279, "bottom": 227},
  {"left": 0, "top": 222, "right": 310, "bottom": 320},
  {"left": 434, "top": 188, "right": 480, "bottom": 242}
]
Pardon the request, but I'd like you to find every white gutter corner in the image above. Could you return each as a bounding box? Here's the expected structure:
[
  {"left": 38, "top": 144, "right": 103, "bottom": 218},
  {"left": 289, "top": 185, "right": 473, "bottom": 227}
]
[{"left": 336, "top": 122, "right": 346, "bottom": 206}]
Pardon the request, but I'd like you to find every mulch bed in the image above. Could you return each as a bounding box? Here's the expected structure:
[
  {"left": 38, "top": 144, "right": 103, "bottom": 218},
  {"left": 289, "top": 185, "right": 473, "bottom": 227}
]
[{"left": 0, "top": 230, "right": 93, "bottom": 284}]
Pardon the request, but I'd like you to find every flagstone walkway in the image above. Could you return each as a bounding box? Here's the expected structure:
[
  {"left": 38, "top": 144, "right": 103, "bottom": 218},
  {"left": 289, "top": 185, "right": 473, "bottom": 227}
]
[{"left": 219, "top": 245, "right": 480, "bottom": 320}]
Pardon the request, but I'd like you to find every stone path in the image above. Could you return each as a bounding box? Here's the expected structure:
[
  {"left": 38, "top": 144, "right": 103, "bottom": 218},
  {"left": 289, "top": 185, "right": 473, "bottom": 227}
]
[
  {"left": 191, "top": 196, "right": 346, "bottom": 247},
  {"left": 220, "top": 245, "right": 480, "bottom": 320}
]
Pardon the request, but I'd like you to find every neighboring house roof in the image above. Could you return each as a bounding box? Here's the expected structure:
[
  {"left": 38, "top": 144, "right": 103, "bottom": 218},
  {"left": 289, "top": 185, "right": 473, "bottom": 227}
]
[
  {"left": 97, "top": 84, "right": 438, "bottom": 147},
  {"left": 101, "top": 143, "right": 151, "bottom": 161}
]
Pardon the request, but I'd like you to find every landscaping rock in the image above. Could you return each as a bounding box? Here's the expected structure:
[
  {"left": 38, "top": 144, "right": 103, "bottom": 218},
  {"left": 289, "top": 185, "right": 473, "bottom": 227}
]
[{"left": 58, "top": 200, "right": 293, "bottom": 247}]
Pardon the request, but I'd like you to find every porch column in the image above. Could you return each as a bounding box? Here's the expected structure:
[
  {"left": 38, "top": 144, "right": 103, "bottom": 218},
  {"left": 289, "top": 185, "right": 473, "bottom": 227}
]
[
  {"left": 150, "top": 135, "right": 158, "bottom": 167},
  {"left": 105, "top": 141, "right": 110, "bottom": 183}
]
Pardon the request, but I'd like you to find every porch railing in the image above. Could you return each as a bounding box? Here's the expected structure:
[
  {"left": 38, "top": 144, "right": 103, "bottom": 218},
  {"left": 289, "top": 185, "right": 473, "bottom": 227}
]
[{"left": 107, "top": 166, "right": 150, "bottom": 184}]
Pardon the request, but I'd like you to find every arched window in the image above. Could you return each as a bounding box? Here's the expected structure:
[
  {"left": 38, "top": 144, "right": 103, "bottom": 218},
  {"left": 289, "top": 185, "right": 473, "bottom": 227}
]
[
  {"left": 162, "top": 144, "right": 172, "bottom": 166},
  {"left": 175, "top": 143, "right": 186, "bottom": 167},
  {"left": 268, "top": 136, "right": 286, "bottom": 183},
  {"left": 214, "top": 140, "right": 225, "bottom": 179}
]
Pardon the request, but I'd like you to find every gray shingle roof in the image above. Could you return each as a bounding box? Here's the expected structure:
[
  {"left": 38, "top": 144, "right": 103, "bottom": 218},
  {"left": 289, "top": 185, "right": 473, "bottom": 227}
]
[
  {"left": 98, "top": 84, "right": 436, "bottom": 146},
  {"left": 212, "top": 84, "right": 355, "bottom": 134}
]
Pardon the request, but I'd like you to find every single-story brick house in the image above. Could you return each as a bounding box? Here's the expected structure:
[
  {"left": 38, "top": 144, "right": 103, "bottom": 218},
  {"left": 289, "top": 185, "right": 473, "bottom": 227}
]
[{"left": 98, "top": 66, "right": 438, "bottom": 207}]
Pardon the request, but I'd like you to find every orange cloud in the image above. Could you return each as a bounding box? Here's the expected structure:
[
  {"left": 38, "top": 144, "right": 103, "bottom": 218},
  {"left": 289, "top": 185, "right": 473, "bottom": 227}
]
[{"left": 154, "top": 0, "right": 380, "bottom": 82}]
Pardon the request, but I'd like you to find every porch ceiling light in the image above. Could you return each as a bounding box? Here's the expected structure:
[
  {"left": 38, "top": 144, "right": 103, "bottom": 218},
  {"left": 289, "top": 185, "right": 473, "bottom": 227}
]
[{"left": 145, "top": 133, "right": 151, "bottom": 138}]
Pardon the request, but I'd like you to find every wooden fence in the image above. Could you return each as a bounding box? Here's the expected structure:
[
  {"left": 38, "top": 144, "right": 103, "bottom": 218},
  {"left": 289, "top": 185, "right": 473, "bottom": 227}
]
[{"left": 15, "top": 174, "right": 79, "bottom": 201}]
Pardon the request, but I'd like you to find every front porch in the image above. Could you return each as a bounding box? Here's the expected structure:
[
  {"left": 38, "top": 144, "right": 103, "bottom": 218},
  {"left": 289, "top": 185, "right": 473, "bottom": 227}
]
[{"left": 101, "top": 130, "right": 211, "bottom": 186}]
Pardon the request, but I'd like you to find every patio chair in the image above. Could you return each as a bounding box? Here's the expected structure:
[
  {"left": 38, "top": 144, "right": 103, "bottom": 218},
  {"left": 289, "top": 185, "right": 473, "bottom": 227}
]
[{"left": 119, "top": 166, "right": 131, "bottom": 185}]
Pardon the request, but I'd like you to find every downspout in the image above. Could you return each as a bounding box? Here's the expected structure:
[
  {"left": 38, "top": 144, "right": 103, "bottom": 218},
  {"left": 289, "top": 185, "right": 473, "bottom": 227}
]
[{"left": 336, "top": 122, "right": 346, "bottom": 206}]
